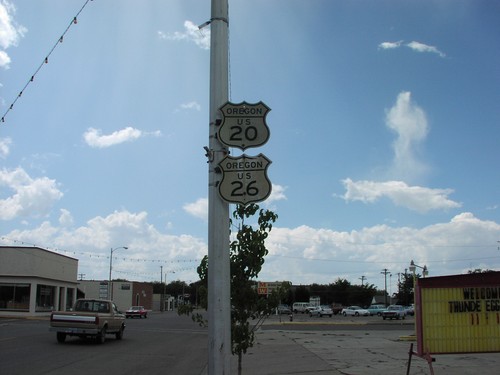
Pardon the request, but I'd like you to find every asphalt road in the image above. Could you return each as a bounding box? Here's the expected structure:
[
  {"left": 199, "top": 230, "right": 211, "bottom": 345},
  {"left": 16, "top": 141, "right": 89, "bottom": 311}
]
[{"left": 0, "top": 312, "right": 208, "bottom": 375}]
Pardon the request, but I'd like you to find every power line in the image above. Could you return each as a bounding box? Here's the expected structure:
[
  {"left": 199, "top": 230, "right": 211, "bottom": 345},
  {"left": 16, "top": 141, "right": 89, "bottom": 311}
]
[{"left": 1, "top": 0, "right": 94, "bottom": 124}]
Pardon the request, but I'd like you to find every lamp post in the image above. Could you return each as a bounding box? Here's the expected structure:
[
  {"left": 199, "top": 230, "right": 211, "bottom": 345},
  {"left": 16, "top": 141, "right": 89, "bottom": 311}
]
[
  {"left": 409, "top": 260, "right": 428, "bottom": 335},
  {"left": 108, "top": 246, "right": 128, "bottom": 300}
]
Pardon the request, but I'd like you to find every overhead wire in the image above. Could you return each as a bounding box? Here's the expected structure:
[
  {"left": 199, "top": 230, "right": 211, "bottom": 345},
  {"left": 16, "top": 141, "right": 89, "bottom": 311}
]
[{"left": 1, "top": 0, "right": 94, "bottom": 124}]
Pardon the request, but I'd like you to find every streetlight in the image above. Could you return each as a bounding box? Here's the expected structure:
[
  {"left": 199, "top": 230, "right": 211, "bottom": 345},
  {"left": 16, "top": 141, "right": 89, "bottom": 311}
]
[
  {"left": 109, "top": 246, "right": 128, "bottom": 300},
  {"left": 409, "top": 260, "right": 428, "bottom": 335}
]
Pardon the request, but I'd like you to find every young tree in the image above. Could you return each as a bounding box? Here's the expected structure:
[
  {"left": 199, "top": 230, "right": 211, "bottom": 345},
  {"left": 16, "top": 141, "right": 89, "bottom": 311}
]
[{"left": 180, "top": 203, "right": 280, "bottom": 375}]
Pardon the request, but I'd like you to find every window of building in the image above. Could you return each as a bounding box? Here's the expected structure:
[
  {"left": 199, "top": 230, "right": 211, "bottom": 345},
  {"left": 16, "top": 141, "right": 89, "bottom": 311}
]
[
  {"left": 66, "top": 288, "right": 74, "bottom": 310},
  {"left": 0, "top": 283, "right": 31, "bottom": 311},
  {"left": 35, "top": 284, "right": 55, "bottom": 312}
]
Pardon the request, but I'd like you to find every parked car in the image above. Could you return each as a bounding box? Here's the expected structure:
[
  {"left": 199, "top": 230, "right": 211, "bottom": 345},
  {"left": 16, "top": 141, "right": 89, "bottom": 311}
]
[
  {"left": 404, "top": 305, "right": 415, "bottom": 316},
  {"left": 309, "top": 305, "right": 333, "bottom": 317},
  {"left": 367, "top": 305, "right": 386, "bottom": 316},
  {"left": 341, "top": 306, "right": 370, "bottom": 316},
  {"left": 277, "top": 304, "right": 292, "bottom": 314},
  {"left": 292, "top": 302, "right": 312, "bottom": 314},
  {"left": 381, "top": 305, "right": 406, "bottom": 320},
  {"left": 125, "top": 306, "right": 148, "bottom": 319}
]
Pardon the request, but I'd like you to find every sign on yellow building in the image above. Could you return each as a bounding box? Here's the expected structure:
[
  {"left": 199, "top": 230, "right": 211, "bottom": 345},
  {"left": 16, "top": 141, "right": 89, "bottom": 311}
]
[{"left": 416, "top": 272, "right": 500, "bottom": 355}]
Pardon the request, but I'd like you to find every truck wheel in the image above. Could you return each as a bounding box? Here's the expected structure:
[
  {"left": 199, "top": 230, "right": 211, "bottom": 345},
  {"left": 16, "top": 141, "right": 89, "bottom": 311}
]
[
  {"left": 97, "top": 327, "right": 107, "bottom": 344},
  {"left": 383, "top": 316, "right": 386, "bottom": 320},
  {"left": 115, "top": 325, "right": 124, "bottom": 340},
  {"left": 56, "top": 332, "right": 66, "bottom": 343}
]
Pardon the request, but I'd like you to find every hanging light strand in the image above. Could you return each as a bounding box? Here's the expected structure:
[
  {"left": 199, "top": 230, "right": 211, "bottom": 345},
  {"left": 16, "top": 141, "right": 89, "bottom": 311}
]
[{"left": 1, "top": 0, "right": 94, "bottom": 124}]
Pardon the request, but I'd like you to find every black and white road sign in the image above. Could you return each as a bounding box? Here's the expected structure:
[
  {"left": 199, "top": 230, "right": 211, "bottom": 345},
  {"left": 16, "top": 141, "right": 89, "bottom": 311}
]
[
  {"left": 218, "top": 101, "right": 270, "bottom": 150},
  {"left": 218, "top": 154, "right": 272, "bottom": 205}
]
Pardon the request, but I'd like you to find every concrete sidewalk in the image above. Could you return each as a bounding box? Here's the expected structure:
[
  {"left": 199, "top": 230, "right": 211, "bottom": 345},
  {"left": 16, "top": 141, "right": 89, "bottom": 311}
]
[{"left": 229, "top": 328, "right": 500, "bottom": 375}]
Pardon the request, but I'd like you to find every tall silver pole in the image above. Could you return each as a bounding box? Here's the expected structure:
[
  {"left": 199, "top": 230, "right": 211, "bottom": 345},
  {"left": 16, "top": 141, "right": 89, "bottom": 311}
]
[{"left": 208, "top": 0, "right": 230, "bottom": 373}]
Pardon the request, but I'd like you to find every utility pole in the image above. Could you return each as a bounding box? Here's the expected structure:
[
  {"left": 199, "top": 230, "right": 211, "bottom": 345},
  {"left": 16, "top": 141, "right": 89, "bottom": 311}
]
[
  {"left": 207, "top": 0, "right": 231, "bottom": 374},
  {"left": 381, "top": 269, "right": 390, "bottom": 306},
  {"left": 160, "top": 266, "right": 164, "bottom": 312},
  {"left": 359, "top": 275, "right": 366, "bottom": 286}
]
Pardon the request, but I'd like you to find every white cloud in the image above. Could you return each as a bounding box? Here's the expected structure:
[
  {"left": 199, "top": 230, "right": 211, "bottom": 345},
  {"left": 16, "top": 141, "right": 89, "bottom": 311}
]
[
  {"left": 158, "top": 20, "right": 210, "bottom": 50},
  {"left": 0, "top": 49, "right": 10, "bottom": 68},
  {"left": 0, "top": 136, "right": 11, "bottom": 158},
  {"left": 378, "top": 40, "right": 445, "bottom": 58},
  {"left": 179, "top": 101, "right": 201, "bottom": 112},
  {"left": 266, "top": 184, "right": 287, "bottom": 204},
  {"left": 340, "top": 178, "right": 461, "bottom": 213},
  {"left": 83, "top": 127, "right": 142, "bottom": 148},
  {"left": 58, "top": 208, "right": 74, "bottom": 227},
  {"left": 0, "top": 0, "right": 27, "bottom": 69},
  {"left": 385, "top": 91, "right": 429, "bottom": 182},
  {"left": 261, "top": 212, "right": 499, "bottom": 285},
  {"left": 183, "top": 198, "right": 208, "bottom": 221},
  {"left": 378, "top": 41, "right": 403, "bottom": 50},
  {"left": 407, "top": 41, "right": 445, "bottom": 58},
  {"left": 0, "top": 167, "right": 63, "bottom": 220},
  {"left": 2, "top": 209, "right": 498, "bottom": 287}
]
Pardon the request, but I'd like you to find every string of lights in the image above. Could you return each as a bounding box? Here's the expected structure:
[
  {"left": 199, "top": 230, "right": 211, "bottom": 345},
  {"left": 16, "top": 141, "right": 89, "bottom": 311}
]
[
  {"left": 0, "top": 236, "right": 201, "bottom": 265},
  {"left": 1, "top": 0, "right": 94, "bottom": 124}
]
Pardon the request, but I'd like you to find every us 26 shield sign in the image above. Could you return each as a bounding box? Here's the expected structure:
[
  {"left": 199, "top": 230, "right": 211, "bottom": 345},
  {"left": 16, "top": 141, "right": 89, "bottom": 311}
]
[{"left": 218, "top": 154, "right": 272, "bottom": 205}]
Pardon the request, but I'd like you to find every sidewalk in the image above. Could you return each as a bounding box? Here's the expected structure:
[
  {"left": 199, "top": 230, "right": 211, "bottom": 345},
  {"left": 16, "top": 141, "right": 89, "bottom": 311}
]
[{"left": 227, "top": 327, "right": 500, "bottom": 375}]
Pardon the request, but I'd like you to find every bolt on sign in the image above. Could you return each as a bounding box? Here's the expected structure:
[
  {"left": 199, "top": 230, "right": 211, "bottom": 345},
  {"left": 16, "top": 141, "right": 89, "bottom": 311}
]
[
  {"left": 218, "top": 101, "right": 270, "bottom": 150},
  {"left": 218, "top": 154, "right": 272, "bottom": 205},
  {"left": 415, "top": 272, "right": 500, "bottom": 356}
]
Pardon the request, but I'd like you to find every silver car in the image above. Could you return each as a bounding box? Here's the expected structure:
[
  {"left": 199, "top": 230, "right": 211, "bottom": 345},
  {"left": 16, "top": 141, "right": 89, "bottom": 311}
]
[{"left": 341, "top": 306, "right": 370, "bottom": 316}]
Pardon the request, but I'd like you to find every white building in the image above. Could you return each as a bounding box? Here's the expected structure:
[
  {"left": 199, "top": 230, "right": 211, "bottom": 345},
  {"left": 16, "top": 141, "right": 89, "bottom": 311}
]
[{"left": 0, "top": 246, "right": 78, "bottom": 317}]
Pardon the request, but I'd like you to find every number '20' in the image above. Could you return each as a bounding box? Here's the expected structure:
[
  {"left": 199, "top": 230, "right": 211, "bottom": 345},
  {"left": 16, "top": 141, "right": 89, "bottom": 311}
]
[{"left": 230, "top": 120, "right": 258, "bottom": 142}]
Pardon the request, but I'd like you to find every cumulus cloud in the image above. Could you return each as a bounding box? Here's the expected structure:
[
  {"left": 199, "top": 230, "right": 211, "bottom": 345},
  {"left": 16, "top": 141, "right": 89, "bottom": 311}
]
[
  {"left": 386, "top": 91, "right": 429, "bottom": 181},
  {"left": 266, "top": 184, "right": 287, "bottom": 204},
  {"left": 58, "top": 208, "right": 74, "bottom": 227},
  {"left": 0, "top": 137, "right": 12, "bottom": 158},
  {"left": 2, "top": 208, "right": 498, "bottom": 286},
  {"left": 340, "top": 178, "right": 461, "bottom": 213},
  {"left": 0, "top": 167, "right": 63, "bottom": 220},
  {"left": 261, "top": 213, "right": 499, "bottom": 285},
  {"left": 83, "top": 126, "right": 160, "bottom": 148},
  {"left": 158, "top": 20, "right": 210, "bottom": 50},
  {"left": 183, "top": 198, "right": 208, "bottom": 221},
  {"left": 378, "top": 40, "right": 445, "bottom": 58},
  {"left": 0, "top": 0, "right": 27, "bottom": 69}
]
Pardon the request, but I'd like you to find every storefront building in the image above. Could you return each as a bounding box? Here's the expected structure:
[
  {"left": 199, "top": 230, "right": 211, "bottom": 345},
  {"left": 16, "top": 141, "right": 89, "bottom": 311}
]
[{"left": 0, "top": 246, "right": 78, "bottom": 317}]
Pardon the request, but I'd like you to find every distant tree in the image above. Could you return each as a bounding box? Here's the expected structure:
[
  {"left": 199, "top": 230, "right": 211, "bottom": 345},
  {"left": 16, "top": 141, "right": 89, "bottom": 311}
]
[
  {"left": 294, "top": 285, "right": 310, "bottom": 302},
  {"left": 395, "top": 273, "right": 415, "bottom": 306},
  {"left": 468, "top": 268, "right": 495, "bottom": 274},
  {"left": 329, "top": 278, "right": 351, "bottom": 306}
]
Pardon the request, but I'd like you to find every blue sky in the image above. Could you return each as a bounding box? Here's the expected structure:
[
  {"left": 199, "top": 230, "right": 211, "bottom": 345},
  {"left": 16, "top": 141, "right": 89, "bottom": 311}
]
[{"left": 1, "top": 0, "right": 499, "bottom": 292}]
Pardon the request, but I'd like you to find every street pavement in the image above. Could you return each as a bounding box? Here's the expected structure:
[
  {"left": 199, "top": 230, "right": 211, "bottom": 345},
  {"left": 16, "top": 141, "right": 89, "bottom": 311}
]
[{"left": 218, "top": 315, "right": 500, "bottom": 375}]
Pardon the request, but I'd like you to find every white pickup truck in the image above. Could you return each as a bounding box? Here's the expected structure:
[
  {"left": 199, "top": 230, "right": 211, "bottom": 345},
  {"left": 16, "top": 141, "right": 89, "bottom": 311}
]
[{"left": 50, "top": 299, "right": 126, "bottom": 343}]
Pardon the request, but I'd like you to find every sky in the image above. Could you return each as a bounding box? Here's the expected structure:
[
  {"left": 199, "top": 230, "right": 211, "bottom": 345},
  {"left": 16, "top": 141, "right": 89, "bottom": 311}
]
[{"left": 1, "top": 0, "right": 499, "bottom": 294}]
